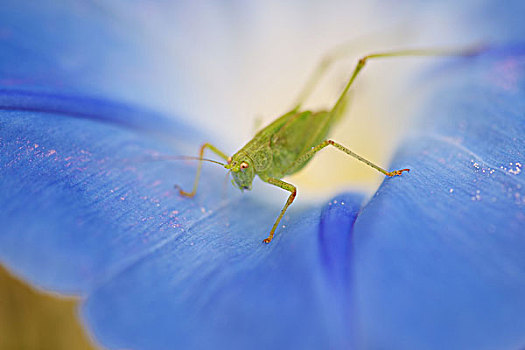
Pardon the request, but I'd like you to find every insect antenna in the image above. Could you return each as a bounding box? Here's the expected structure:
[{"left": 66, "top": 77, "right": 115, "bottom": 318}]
[{"left": 132, "top": 155, "right": 226, "bottom": 167}]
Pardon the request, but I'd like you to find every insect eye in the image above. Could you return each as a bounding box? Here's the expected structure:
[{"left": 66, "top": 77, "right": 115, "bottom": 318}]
[{"left": 240, "top": 162, "right": 249, "bottom": 170}]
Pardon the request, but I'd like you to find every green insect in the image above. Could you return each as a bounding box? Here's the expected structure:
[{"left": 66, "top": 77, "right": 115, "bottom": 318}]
[{"left": 176, "top": 45, "right": 479, "bottom": 243}]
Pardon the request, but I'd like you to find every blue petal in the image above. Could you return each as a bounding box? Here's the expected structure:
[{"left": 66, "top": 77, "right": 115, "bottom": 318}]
[
  {"left": 0, "top": 104, "right": 203, "bottom": 293},
  {"left": 351, "top": 48, "right": 525, "bottom": 349},
  {"left": 83, "top": 193, "right": 364, "bottom": 350}
]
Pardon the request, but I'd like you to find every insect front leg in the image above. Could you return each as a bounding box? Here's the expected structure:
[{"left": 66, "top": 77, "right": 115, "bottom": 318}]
[
  {"left": 176, "top": 143, "right": 229, "bottom": 197},
  {"left": 289, "top": 139, "right": 409, "bottom": 177},
  {"left": 260, "top": 176, "right": 297, "bottom": 244}
]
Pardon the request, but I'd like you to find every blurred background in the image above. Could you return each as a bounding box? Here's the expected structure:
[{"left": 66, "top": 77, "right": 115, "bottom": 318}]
[{"left": 0, "top": 265, "right": 98, "bottom": 349}]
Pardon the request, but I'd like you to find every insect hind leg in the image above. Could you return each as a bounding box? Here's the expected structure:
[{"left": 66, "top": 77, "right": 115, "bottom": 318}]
[
  {"left": 331, "top": 46, "right": 483, "bottom": 115},
  {"left": 292, "top": 40, "right": 364, "bottom": 111}
]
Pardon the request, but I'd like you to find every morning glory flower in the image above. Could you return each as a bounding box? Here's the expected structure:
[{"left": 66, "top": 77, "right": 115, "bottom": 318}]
[{"left": 1, "top": 1, "right": 524, "bottom": 350}]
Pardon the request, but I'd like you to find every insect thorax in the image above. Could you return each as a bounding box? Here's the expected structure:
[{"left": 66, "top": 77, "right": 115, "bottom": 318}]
[{"left": 243, "top": 145, "right": 272, "bottom": 172}]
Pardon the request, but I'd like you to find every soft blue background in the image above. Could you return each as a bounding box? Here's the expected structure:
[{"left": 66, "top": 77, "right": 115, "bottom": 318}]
[{"left": 1, "top": 1, "right": 524, "bottom": 349}]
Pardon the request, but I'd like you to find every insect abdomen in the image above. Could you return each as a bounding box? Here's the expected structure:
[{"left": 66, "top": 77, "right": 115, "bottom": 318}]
[{"left": 269, "top": 110, "right": 334, "bottom": 177}]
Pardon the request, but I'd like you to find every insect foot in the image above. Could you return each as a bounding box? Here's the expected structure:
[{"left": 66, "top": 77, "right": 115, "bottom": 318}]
[
  {"left": 174, "top": 184, "right": 196, "bottom": 198},
  {"left": 387, "top": 168, "right": 410, "bottom": 177},
  {"left": 262, "top": 237, "right": 272, "bottom": 244}
]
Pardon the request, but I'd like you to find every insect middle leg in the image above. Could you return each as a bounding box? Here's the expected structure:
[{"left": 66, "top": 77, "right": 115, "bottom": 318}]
[
  {"left": 261, "top": 176, "right": 297, "bottom": 244},
  {"left": 290, "top": 139, "right": 409, "bottom": 177},
  {"left": 176, "top": 143, "right": 229, "bottom": 197}
]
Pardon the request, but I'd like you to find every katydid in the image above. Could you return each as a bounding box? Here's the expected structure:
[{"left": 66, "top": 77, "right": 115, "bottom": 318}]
[{"left": 176, "top": 46, "right": 480, "bottom": 244}]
